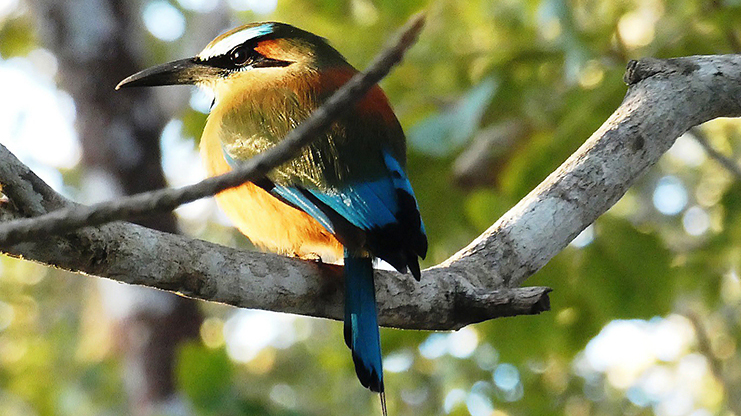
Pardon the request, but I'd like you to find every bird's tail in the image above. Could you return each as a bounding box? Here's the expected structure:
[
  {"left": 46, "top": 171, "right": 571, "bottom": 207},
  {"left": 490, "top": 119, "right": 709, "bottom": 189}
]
[{"left": 343, "top": 251, "right": 385, "bottom": 398}]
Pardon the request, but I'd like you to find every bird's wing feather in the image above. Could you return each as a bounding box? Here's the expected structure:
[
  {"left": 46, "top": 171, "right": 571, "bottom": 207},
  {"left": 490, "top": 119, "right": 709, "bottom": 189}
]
[
  {"left": 279, "top": 150, "right": 427, "bottom": 276},
  {"left": 307, "top": 178, "right": 398, "bottom": 231},
  {"left": 269, "top": 185, "right": 337, "bottom": 234},
  {"left": 226, "top": 143, "right": 426, "bottom": 264}
]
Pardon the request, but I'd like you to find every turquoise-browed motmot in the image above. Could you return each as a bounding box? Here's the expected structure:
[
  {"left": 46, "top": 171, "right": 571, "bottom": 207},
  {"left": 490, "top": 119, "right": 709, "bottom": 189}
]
[{"left": 117, "top": 22, "right": 427, "bottom": 412}]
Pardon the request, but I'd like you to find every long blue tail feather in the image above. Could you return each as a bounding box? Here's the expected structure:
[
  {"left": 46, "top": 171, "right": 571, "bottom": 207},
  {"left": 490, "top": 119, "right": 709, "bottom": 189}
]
[{"left": 343, "top": 252, "right": 384, "bottom": 393}]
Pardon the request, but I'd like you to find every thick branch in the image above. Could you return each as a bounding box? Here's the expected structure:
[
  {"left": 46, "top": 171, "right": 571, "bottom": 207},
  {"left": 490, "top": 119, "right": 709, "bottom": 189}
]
[
  {"left": 0, "top": 145, "right": 549, "bottom": 330},
  {"left": 441, "top": 55, "right": 741, "bottom": 289}
]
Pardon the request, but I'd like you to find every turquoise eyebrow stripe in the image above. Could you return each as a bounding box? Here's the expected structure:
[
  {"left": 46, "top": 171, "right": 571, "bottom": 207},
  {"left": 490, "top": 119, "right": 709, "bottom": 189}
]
[
  {"left": 199, "top": 23, "right": 276, "bottom": 59},
  {"left": 240, "top": 23, "right": 275, "bottom": 40}
]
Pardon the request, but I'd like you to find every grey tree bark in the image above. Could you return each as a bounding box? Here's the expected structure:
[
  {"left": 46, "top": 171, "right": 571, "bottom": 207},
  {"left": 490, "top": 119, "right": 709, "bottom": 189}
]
[
  {"left": 0, "top": 142, "right": 550, "bottom": 330},
  {"left": 4, "top": 55, "right": 740, "bottom": 331}
]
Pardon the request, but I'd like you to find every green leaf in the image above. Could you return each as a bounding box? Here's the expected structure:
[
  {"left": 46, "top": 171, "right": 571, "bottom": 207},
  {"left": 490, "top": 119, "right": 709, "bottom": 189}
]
[{"left": 408, "top": 78, "right": 498, "bottom": 157}]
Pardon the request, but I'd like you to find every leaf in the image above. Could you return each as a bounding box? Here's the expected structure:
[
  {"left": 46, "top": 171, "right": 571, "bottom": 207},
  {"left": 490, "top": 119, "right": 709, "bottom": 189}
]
[{"left": 408, "top": 78, "right": 498, "bottom": 157}]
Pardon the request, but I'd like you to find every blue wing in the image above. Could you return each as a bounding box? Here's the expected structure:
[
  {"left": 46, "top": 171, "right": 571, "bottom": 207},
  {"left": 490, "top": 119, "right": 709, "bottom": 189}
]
[
  {"left": 226, "top": 146, "right": 427, "bottom": 274},
  {"left": 307, "top": 178, "right": 399, "bottom": 231},
  {"left": 270, "top": 185, "right": 336, "bottom": 234}
]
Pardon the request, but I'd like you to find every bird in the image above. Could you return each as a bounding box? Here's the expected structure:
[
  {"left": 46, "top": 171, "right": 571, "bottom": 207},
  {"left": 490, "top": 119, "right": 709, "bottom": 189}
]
[{"left": 116, "top": 22, "right": 427, "bottom": 414}]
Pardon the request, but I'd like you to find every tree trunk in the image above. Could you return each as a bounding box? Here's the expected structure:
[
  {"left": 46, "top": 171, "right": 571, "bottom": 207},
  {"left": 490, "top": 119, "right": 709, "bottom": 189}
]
[{"left": 26, "top": 1, "right": 201, "bottom": 414}]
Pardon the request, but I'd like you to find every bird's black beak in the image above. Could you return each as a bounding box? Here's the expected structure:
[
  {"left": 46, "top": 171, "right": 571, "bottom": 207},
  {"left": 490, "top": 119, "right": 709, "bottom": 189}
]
[{"left": 116, "top": 58, "right": 219, "bottom": 90}]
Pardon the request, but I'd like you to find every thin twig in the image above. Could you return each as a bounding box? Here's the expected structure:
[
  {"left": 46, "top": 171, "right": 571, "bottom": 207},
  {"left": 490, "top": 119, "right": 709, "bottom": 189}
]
[
  {"left": 683, "top": 310, "right": 725, "bottom": 382},
  {"left": 682, "top": 309, "right": 741, "bottom": 416},
  {"left": 690, "top": 127, "right": 741, "bottom": 180},
  {"left": 0, "top": 13, "right": 425, "bottom": 246}
]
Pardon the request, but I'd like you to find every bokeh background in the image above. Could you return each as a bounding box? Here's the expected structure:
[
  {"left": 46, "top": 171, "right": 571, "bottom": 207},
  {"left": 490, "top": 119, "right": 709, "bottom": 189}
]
[{"left": 2, "top": 0, "right": 741, "bottom": 415}]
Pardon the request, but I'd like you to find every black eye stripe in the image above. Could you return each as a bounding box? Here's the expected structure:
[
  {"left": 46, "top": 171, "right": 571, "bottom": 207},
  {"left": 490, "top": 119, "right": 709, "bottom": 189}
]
[
  {"left": 198, "top": 43, "right": 293, "bottom": 71},
  {"left": 199, "top": 43, "right": 259, "bottom": 69}
]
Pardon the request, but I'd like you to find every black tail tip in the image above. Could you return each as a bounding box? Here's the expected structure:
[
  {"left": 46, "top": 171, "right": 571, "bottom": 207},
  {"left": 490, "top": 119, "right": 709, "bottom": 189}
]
[
  {"left": 352, "top": 351, "right": 385, "bottom": 393},
  {"left": 408, "top": 258, "right": 421, "bottom": 280}
]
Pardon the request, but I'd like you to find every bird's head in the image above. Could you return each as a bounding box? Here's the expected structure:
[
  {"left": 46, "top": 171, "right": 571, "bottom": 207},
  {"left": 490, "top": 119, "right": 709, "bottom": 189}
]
[{"left": 116, "top": 22, "right": 346, "bottom": 97}]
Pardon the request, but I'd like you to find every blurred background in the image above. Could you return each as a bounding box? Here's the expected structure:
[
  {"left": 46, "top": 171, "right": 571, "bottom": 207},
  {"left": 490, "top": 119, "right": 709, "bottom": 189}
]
[{"left": 1, "top": 0, "right": 741, "bottom": 415}]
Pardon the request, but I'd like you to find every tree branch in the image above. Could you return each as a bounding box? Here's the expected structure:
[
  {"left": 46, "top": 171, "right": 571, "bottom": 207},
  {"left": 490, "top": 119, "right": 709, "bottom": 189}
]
[
  {"left": 0, "top": 144, "right": 550, "bottom": 330},
  {"left": 441, "top": 55, "right": 741, "bottom": 290},
  {"left": 7, "top": 52, "right": 741, "bottom": 330}
]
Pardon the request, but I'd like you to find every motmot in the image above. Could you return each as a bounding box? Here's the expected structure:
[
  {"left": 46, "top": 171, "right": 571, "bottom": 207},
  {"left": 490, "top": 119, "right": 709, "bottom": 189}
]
[{"left": 117, "top": 22, "right": 427, "bottom": 410}]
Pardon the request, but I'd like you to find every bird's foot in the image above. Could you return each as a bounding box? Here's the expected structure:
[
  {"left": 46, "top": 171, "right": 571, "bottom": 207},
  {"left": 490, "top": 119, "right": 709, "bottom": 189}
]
[{"left": 300, "top": 252, "right": 324, "bottom": 264}]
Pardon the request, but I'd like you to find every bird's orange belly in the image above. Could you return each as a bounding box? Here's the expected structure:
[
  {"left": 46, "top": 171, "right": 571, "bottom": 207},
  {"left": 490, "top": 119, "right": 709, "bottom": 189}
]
[{"left": 199, "top": 132, "right": 343, "bottom": 261}]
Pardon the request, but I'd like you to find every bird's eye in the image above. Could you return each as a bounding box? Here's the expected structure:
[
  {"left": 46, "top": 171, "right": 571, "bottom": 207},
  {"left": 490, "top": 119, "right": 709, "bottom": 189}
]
[{"left": 230, "top": 46, "right": 251, "bottom": 66}]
